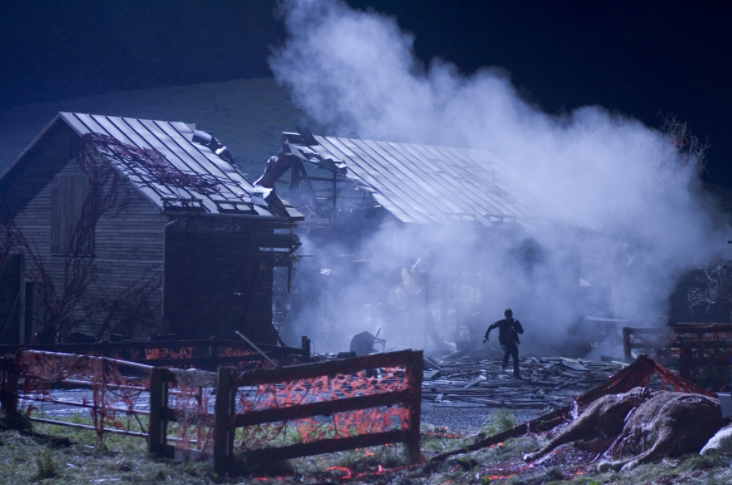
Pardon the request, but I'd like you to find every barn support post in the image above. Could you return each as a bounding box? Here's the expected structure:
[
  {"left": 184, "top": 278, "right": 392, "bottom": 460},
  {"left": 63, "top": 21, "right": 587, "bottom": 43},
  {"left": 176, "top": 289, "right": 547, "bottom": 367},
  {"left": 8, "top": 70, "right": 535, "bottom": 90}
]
[
  {"left": 405, "top": 350, "right": 423, "bottom": 462},
  {"left": 331, "top": 169, "right": 337, "bottom": 220},
  {"left": 679, "top": 344, "right": 693, "bottom": 381},
  {"left": 440, "top": 265, "right": 450, "bottom": 331},
  {"left": 423, "top": 268, "right": 430, "bottom": 348},
  {"left": 301, "top": 336, "right": 311, "bottom": 360},
  {"left": 147, "top": 367, "right": 169, "bottom": 457},
  {"left": 213, "top": 366, "right": 237, "bottom": 476}
]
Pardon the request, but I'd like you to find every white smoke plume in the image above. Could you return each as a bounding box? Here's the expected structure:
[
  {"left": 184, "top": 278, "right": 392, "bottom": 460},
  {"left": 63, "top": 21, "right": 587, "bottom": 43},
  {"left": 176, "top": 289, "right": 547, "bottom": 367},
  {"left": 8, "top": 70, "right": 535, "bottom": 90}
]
[{"left": 270, "top": 0, "right": 729, "bottom": 354}]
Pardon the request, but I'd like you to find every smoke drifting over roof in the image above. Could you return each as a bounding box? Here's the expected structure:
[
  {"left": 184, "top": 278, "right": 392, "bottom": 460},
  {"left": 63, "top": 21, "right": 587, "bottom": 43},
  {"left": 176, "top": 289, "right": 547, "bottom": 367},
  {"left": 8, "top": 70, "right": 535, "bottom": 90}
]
[{"left": 269, "top": 0, "right": 729, "bottom": 353}]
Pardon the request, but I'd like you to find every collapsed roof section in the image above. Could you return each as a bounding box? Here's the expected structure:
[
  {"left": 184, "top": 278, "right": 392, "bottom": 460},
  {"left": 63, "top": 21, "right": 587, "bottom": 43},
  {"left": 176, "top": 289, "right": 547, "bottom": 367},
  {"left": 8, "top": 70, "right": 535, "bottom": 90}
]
[
  {"left": 2, "top": 112, "right": 302, "bottom": 220},
  {"left": 255, "top": 128, "right": 543, "bottom": 226}
]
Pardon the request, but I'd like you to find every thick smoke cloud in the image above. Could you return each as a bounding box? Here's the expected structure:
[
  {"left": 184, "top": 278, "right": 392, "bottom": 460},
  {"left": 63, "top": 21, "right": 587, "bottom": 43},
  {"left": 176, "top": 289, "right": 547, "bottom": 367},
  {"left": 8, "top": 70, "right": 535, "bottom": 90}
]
[{"left": 270, "top": 0, "right": 728, "bottom": 354}]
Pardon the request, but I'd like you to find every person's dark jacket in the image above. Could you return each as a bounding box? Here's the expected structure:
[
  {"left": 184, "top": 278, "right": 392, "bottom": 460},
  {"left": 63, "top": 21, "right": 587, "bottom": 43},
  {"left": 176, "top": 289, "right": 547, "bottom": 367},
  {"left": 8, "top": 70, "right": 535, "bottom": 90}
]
[{"left": 485, "top": 318, "right": 524, "bottom": 346}]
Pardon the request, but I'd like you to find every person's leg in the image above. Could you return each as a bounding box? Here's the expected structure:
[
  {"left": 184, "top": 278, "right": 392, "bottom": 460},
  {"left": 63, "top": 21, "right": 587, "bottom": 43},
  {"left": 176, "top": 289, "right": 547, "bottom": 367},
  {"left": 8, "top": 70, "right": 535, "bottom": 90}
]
[
  {"left": 501, "top": 344, "right": 509, "bottom": 369},
  {"left": 510, "top": 345, "right": 520, "bottom": 377}
]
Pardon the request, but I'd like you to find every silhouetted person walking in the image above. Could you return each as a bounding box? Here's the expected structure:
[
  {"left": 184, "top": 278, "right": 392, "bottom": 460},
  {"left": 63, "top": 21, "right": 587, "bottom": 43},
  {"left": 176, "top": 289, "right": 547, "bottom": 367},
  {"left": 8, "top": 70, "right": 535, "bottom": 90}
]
[{"left": 483, "top": 308, "right": 524, "bottom": 378}]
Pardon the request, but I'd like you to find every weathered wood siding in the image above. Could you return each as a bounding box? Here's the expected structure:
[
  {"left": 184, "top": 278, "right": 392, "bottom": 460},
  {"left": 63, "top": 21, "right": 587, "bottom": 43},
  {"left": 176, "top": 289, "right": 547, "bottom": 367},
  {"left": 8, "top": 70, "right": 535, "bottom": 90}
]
[{"left": 9, "top": 126, "right": 166, "bottom": 342}]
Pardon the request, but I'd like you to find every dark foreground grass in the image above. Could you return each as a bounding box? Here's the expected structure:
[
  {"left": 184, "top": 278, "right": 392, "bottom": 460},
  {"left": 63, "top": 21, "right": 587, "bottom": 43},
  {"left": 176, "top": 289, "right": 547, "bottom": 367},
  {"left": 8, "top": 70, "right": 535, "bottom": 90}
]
[{"left": 2, "top": 411, "right": 732, "bottom": 484}]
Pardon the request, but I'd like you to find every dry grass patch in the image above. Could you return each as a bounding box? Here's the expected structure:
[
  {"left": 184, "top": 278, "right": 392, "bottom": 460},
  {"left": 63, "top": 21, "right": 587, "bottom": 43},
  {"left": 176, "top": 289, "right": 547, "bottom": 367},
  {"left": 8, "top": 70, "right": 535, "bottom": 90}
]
[{"left": 4, "top": 409, "right": 732, "bottom": 484}]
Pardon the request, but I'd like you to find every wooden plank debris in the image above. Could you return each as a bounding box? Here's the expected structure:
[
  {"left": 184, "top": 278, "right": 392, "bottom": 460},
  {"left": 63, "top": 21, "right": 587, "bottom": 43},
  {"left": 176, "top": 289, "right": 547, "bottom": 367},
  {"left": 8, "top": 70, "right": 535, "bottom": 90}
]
[
  {"left": 425, "top": 369, "right": 442, "bottom": 380},
  {"left": 422, "top": 354, "right": 628, "bottom": 409}
]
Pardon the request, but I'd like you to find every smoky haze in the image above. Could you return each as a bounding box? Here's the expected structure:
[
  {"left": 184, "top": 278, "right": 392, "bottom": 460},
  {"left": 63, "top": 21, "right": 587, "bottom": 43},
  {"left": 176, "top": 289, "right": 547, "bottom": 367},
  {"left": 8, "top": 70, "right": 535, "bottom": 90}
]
[{"left": 269, "top": 0, "right": 729, "bottom": 355}]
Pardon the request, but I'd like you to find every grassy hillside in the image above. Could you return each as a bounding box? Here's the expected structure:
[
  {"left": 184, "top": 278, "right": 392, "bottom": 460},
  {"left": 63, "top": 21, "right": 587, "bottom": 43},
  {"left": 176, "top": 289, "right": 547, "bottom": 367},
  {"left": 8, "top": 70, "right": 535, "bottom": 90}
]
[{"left": 0, "top": 77, "right": 309, "bottom": 180}]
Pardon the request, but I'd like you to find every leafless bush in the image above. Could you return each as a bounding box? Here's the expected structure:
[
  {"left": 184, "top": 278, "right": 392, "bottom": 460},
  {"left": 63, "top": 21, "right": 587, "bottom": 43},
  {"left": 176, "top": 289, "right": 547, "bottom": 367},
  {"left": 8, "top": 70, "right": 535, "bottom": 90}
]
[{"left": 689, "top": 259, "right": 732, "bottom": 313}]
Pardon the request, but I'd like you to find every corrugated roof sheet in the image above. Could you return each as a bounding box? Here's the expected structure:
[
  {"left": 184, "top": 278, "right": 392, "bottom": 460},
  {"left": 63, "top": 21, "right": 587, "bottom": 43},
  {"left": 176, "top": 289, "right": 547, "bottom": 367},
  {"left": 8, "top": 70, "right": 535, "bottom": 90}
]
[
  {"left": 307, "top": 135, "right": 542, "bottom": 226},
  {"left": 56, "top": 112, "right": 299, "bottom": 219}
]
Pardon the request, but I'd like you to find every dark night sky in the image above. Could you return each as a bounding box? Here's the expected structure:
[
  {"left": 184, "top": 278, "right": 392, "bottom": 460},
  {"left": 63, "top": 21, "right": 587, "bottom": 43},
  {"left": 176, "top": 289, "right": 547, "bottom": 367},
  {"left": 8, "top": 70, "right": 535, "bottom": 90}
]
[{"left": 2, "top": 0, "right": 732, "bottom": 185}]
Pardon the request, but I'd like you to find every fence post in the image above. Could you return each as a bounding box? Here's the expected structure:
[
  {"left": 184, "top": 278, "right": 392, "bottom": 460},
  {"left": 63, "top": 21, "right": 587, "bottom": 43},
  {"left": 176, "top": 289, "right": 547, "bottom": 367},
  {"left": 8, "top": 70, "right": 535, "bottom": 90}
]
[
  {"left": 148, "top": 367, "right": 169, "bottom": 456},
  {"left": 679, "top": 344, "right": 693, "bottom": 381},
  {"left": 622, "top": 327, "right": 631, "bottom": 360},
  {"left": 208, "top": 337, "right": 218, "bottom": 371},
  {"left": 404, "top": 350, "right": 423, "bottom": 462},
  {"left": 213, "top": 366, "right": 236, "bottom": 476}
]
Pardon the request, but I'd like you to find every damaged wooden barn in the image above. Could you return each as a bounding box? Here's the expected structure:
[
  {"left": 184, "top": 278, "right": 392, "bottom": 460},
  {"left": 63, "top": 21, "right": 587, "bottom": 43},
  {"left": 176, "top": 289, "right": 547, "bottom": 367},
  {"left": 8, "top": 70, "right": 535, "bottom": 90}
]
[
  {"left": 0, "top": 112, "right": 302, "bottom": 345},
  {"left": 256, "top": 129, "right": 585, "bottom": 353}
]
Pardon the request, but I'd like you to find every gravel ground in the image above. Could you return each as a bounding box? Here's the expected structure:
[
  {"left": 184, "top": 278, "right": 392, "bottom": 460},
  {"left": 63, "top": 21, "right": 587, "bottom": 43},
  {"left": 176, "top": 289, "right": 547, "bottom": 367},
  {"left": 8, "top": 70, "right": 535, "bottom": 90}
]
[
  {"left": 33, "top": 389, "right": 542, "bottom": 438},
  {"left": 36, "top": 389, "right": 538, "bottom": 432},
  {"left": 421, "top": 400, "right": 542, "bottom": 431}
]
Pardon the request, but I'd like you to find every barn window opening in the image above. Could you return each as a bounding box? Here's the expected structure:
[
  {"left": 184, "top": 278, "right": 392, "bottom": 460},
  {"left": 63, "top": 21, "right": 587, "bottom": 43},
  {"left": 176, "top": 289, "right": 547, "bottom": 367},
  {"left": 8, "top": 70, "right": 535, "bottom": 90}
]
[{"left": 51, "top": 172, "right": 93, "bottom": 255}]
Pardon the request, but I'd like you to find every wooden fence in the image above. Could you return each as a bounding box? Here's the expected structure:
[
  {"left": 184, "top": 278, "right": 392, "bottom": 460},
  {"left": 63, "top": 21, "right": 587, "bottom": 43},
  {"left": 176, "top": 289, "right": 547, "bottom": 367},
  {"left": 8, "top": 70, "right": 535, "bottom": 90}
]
[
  {"left": 1, "top": 350, "right": 154, "bottom": 440},
  {"left": 210, "top": 349, "right": 422, "bottom": 475},
  {"left": 0, "top": 348, "right": 422, "bottom": 476}
]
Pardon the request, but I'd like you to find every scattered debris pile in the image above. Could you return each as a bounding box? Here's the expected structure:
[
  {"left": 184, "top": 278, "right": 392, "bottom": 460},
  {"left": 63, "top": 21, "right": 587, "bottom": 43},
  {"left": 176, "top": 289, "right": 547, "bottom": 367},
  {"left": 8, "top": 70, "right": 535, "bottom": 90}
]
[{"left": 422, "top": 354, "right": 629, "bottom": 409}]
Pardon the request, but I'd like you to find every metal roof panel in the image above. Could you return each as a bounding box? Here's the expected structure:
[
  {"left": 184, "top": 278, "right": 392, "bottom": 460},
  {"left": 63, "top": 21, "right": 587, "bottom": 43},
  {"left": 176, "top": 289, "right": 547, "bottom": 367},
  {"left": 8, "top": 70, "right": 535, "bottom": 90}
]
[
  {"left": 306, "top": 135, "right": 544, "bottom": 226},
  {"left": 52, "top": 112, "right": 295, "bottom": 218},
  {"left": 319, "top": 136, "right": 432, "bottom": 223},
  {"left": 351, "top": 138, "right": 455, "bottom": 223}
]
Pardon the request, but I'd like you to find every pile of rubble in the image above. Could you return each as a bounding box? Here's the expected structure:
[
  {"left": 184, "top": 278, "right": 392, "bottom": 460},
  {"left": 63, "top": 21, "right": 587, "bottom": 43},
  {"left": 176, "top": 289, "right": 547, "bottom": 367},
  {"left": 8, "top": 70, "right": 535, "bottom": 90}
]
[{"left": 422, "top": 353, "right": 628, "bottom": 409}]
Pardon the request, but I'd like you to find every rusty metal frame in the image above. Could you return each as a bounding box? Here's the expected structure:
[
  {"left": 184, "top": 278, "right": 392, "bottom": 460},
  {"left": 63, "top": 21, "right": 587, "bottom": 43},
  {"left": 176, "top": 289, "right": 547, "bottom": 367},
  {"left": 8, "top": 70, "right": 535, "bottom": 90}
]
[
  {"left": 0, "top": 337, "right": 310, "bottom": 371},
  {"left": 623, "top": 324, "right": 732, "bottom": 389}
]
